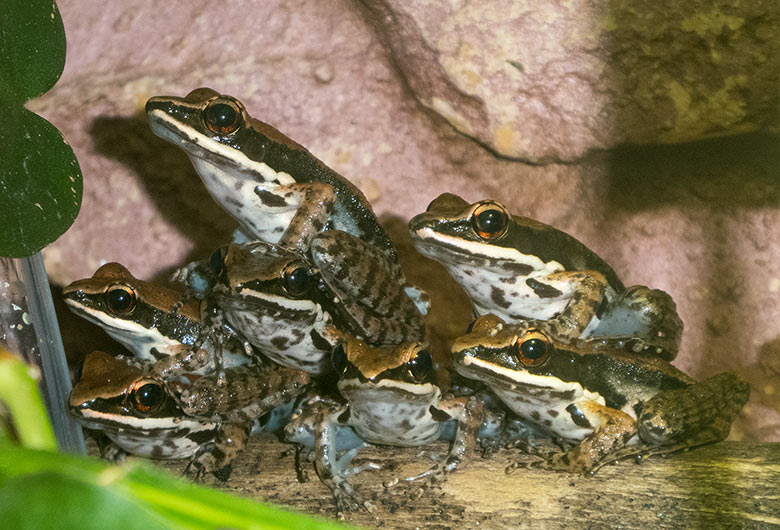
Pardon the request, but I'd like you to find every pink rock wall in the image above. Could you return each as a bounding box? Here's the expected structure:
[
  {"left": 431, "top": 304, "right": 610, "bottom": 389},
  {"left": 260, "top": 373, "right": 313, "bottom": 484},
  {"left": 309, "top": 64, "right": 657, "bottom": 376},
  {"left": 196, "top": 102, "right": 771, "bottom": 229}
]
[{"left": 34, "top": 0, "right": 780, "bottom": 442}]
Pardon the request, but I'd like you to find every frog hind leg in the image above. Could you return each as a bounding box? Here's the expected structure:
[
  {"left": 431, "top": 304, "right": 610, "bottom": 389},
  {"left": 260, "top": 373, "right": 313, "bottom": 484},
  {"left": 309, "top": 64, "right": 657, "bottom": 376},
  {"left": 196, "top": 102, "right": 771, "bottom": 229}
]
[
  {"left": 507, "top": 400, "right": 637, "bottom": 474},
  {"left": 177, "top": 364, "right": 311, "bottom": 421},
  {"left": 638, "top": 372, "right": 749, "bottom": 448},
  {"left": 589, "top": 373, "right": 749, "bottom": 471},
  {"left": 151, "top": 344, "right": 213, "bottom": 378},
  {"left": 311, "top": 230, "right": 426, "bottom": 344},
  {"left": 184, "top": 422, "right": 251, "bottom": 482},
  {"left": 587, "top": 286, "right": 683, "bottom": 361}
]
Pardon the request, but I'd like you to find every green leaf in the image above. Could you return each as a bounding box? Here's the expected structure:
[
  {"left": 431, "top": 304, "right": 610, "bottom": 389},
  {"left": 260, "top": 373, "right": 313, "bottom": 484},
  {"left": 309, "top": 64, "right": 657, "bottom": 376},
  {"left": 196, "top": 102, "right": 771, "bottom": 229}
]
[
  {"left": 0, "top": 0, "right": 66, "bottom": 103},
  {"left": 0, "top": 350, "right": 57, "bottom": 451},
  {"left": 0, "top": 472, "right": 174, "bottom": 530},
  {"left": 0, "top": 0, "right": 82, "bottom": 257},
  {"left": 0, "top": 105, "right": 82, "bottom": 257},
  {"left": 0, "top": 444, "right": 353, "bottom": 530}
]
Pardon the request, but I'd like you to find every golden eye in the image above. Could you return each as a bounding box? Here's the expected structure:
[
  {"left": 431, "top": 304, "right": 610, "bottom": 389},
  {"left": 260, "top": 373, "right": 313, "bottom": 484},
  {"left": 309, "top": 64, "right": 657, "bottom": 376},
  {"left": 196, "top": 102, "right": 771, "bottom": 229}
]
[
  {"left": 515, "top": 330, "right": 551, "bottom": 367},
  {"left": 130, "top": 380, "right": 165, "bottom": 415},
  {"left": 203, "top": 98, "right": 242, "bottom": 135},
  {"left": 281, "top": 262, "right": 312, "bottom": 298},
  {"left": 105, "top": 284, "right": 136, "bottom": 314},
  {"left": 471, "top": 202, "right": 509, "bottom": 240}
]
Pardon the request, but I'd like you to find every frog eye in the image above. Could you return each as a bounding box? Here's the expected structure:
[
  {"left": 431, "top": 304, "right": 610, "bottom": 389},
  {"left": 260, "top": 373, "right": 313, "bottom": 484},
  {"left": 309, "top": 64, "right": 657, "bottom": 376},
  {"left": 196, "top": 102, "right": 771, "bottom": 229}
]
[
  {"left": 331, "top": 344, "right": 348, "bottom": 374},
  {"left": 282, "top": 263, "right": 312, "bottom": 298},
  {"left": 208, "top": 247, "right": 227, "bottom": 274},
  {"left": 471, "top": 202, "right": 509, "bottom": 240},
  {"left": 407, "top": 348, "right": 433, "bottom": 382},
  {"left": 203, "top": 98, "right": 242, "bottom": 135},
  {"left": 105, "top": 284, "right": 137, "bottom": 314},
  {"left": 130, "top": 380, "right": 165, "bottom": 415},
  {"left": 515, "top": 331, "right": 551, "bottom": 367}
]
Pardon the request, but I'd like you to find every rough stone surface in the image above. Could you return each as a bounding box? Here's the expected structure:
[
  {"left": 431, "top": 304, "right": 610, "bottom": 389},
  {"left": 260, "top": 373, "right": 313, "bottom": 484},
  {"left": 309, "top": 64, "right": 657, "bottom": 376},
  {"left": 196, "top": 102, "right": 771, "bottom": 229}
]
[
  {"left": 358, "top": 0, "right": 780, "bottom": 162},
  {"left": 33, "top": 0, "right": 780, "bottom": 444}
]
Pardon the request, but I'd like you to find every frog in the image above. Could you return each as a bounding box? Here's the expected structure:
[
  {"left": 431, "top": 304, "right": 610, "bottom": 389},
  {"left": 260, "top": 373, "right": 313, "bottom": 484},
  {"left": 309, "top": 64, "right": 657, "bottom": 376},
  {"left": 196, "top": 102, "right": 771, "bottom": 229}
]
[
  {"left": 146, "top": 88, "right": 430, "bottom": 321},
  {"left": 68, "top": 350, "right": 251, "bottom": 480},
  {"left": 284, "top": 335, "right": 488, "bottom": 516},
  {"left": 145, "top": 87, "right": 396, "bottom": 262},
  {"left": 62, "top": 262, "right": 257, "bottom": 378},
  {"left": 451, "top": 314, "right": 750, "bottom": 474},
  {"left": 409, "top": 193, "right": 683, "bottom": 360},
  {"left": 206, "top": 239, "right": 425, "bottom": 376}
]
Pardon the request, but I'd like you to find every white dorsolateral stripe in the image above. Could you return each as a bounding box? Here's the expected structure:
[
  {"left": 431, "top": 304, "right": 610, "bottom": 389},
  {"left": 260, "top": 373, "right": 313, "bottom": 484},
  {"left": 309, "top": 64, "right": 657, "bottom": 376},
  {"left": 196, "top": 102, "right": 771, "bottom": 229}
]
[
  {"left": 414, "top": 226, "right": 565, "bottom": 274},
  {"left": 148, "top": 109, "right": 297, "bottom": 186}
]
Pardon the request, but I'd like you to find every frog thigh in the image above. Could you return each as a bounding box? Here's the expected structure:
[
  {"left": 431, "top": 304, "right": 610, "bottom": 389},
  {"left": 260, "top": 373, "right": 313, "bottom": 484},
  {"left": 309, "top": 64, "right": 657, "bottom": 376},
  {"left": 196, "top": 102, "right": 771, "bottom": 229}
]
[{"left": 588, "top": 285, "right": 683, "bottom": 361}]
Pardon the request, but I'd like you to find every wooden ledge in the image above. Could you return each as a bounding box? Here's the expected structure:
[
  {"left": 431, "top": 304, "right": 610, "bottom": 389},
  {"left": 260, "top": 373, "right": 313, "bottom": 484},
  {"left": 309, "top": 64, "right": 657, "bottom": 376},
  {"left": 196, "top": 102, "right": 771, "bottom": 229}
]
[{"left": 152, "top": 437, "right": 780, "bottom": 529}]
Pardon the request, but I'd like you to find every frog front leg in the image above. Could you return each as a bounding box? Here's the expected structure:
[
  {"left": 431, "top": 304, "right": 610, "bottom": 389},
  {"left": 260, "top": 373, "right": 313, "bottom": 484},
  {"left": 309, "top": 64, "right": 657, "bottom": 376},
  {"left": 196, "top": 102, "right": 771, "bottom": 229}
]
[
  {"left": 150, "top": 344, "right": 213, "bottom": 378},
  {"left": 313, "top": 406, "right": 375, "bottom": 517},
  {"left": 519, "top": 270, "right": 609, "bottom": 342},
  {"left": 311, "top": 230, "right": 427, "bottom": 345},
  {"left": 258, "top": 181, "right": 336, "bottom": 254},
  {"left": 386, "top": 396, "right": 483, "bottom": 495},
  {"left": 184, "top": 421, "right": 252, "bottom": 482},
  {"left": 508, "top": 400, "right": 637, "bottom": 474}
]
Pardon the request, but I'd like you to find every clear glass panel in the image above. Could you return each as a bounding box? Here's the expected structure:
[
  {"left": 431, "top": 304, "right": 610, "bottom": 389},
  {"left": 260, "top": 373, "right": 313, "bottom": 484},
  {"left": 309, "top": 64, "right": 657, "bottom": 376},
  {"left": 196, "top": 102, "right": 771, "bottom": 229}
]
[{"left": 0, "top": 252, "right": 86, "bottom": 454}]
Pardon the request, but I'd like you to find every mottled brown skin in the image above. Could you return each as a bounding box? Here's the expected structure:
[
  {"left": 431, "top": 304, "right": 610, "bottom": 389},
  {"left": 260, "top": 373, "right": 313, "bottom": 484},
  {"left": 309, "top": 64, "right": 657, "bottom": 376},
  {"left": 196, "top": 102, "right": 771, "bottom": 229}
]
[
  {"left": 174, "top": 364, "right": 311, "bottom": 422},
  {"left": 311, "top": 231, "right": 427, "bottom": 346},
  {"left": 453, "top": 315, "right": 750, "bottom": 474}
]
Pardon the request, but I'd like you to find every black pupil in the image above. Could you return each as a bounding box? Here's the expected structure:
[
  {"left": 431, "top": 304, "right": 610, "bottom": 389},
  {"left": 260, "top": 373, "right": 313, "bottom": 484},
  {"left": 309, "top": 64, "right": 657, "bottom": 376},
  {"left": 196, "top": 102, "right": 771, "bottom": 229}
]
[
  {"left": 331, "top": 345, "right": 348, "bottom": 374},
  {"left": 106, "top": 288, "right": 133, "bottom": 312},
  {"left": 284, "top": 267, "right": 309, "bottom": 296},
  {"left": 209, "top": 248, "right": 225, "bottom": 274},
  {"left": 205, "top": 102, "right": 237, "bottom": 131},
  {"left": 408, "top": 349, "right": 433, "bottom": 381},
  {"left": 475, "top": 209, "right": 506, "bottom": 235},
  {"left": 135, "top": 383, "right": 163, "bottom": 410},
  {"left": 520, "top": 338, "right": 547, "bottom": 360}
]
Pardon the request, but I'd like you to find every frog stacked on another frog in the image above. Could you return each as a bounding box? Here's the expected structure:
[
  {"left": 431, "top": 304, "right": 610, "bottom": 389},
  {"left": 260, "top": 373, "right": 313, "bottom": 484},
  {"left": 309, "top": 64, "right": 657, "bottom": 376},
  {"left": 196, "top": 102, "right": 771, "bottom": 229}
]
[
  {"left": 146, "top": 88, "right": 429, "bottom": 342},
  {"left": 64, "top": 264, "right": 311, "bottom": 477},
  {"left": 410, "top": 193, "right": 683, "bottom": 361}
]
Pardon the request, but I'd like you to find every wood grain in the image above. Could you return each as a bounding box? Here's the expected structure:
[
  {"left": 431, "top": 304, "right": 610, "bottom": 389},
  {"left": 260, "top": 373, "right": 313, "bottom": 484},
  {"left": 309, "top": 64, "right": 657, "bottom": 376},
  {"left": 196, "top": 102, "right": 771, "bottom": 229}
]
[{"left": 148, "top": 437, "right": 780, "bottom": 529}]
